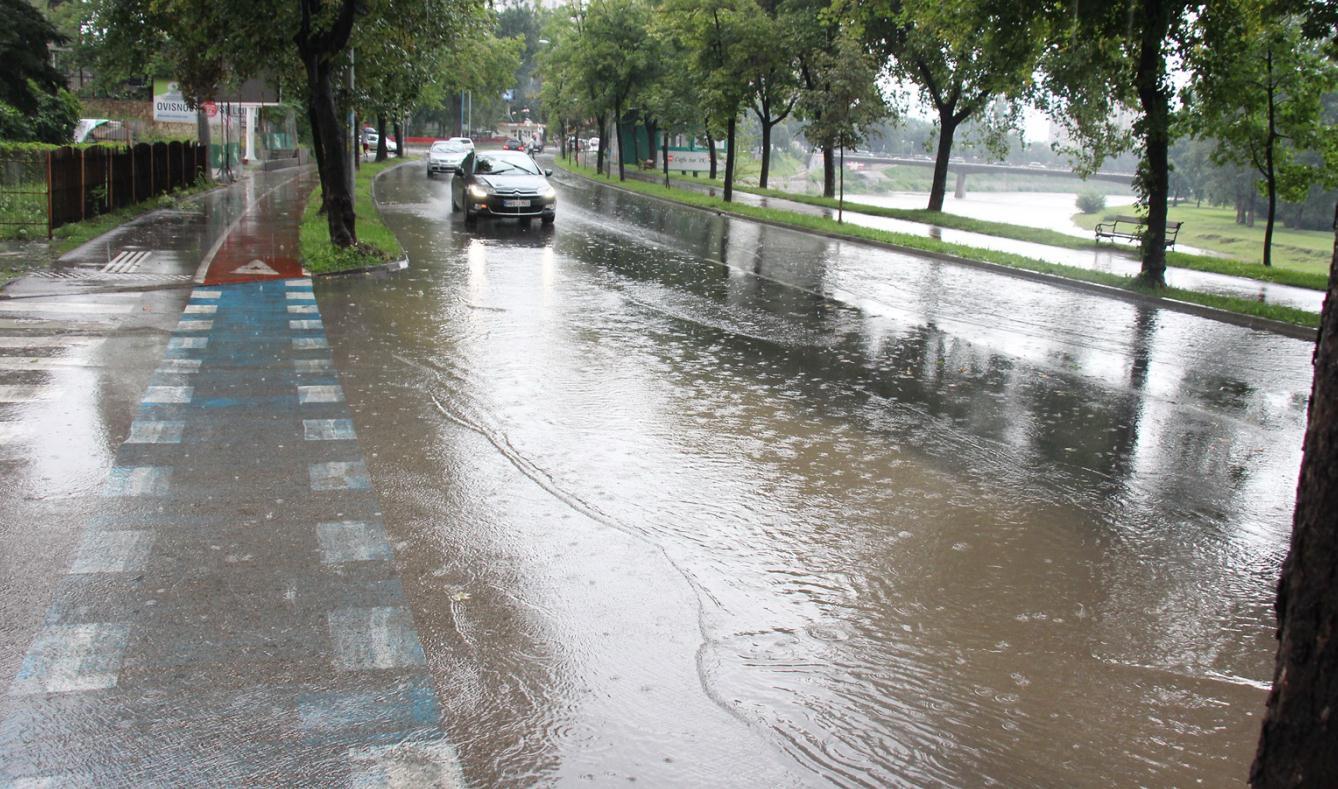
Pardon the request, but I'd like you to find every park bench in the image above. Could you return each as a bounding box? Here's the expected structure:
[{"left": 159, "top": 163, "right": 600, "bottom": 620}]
[{"left": 1094, "top": 215, "right": 1183, "bottom": 249}]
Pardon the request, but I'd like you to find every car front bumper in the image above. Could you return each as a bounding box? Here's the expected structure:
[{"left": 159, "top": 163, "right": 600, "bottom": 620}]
[{"left": 467, "top": 193, "right": 556, "bottom": 218}]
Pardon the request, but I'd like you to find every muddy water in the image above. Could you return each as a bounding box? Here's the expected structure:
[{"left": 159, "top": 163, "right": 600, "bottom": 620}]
[{"left": 316, "top": 163, "right": 1313, "bottom": 785}]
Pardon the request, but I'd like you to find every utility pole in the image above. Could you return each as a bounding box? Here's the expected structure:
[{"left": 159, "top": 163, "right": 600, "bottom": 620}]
[{"left": 348, "top": 48, "right": 356, "bottom": 188}]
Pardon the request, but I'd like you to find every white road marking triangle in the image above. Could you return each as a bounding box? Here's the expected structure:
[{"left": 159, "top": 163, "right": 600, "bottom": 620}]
[{"left": 232, "top": 259, "right": 279, "bottom": 276}]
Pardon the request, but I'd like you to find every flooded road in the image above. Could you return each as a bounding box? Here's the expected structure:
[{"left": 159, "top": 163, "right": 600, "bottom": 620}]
[{"left": 316, "top": 162, "right": 1313, "bottom": 785}]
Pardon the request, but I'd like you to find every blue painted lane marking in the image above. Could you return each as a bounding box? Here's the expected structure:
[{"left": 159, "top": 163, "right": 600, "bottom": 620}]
[
  {"left": 327, "top": 607, "right": 427, "bottom": 670},
  {"left": 297, "top": 678, "right": 440, "bottom": 747},
  {"left": 317, "top": 521, "right": 393, "bottom": 564},
  {"left": 309, "top": 461, "right": 371, "bottom": 491},
  {"left": 304, "top": 419, "right": 356, "bottom": 441},
  {"left": 69, "top": 531, "right": 154, "bottom": 574},
  {"left": 103, "top": 466, "right": 171, "bottom": 496},
  {"left": 9, "top": 623, "right": 130, "bottom": 695}
]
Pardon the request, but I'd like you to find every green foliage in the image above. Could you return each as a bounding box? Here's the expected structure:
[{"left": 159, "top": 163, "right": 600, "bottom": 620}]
[
  {"left": 1075, "top": 191, "right": 1106, "bottom": 214},
  {"left": 0, "top": 0, "right": 69, "bottom": 113},
  {"left": 798, "top": 27, "right": 888, "bottom": 151},
  {"left": 0, "top": 86, "right": 81, "bottom": 143}
]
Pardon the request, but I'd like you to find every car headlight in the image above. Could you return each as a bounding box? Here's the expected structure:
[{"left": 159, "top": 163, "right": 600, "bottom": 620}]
[
  {"left": 540, "top": 185, "right": 557, "bottom": 200},
  {"left": 467, "top": 184, "right": 489, "bottom": 200}
]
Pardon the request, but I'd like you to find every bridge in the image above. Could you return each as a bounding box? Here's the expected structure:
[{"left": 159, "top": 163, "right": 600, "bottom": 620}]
[{"left": 821, "top": 153, "right": 1136, "bottom": 198}]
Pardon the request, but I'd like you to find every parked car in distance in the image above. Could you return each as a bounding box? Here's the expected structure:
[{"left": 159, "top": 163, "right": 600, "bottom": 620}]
[
  {"left": 451, "top": 150, "right": 556, "bottom": 225},
  {"left": 502, "top": 138, "right": 525, "bottom": 151},
  {"left": 426, "top": 140, "right": 471, "bottom": 178},
  {"left": 363, "top": 130, "right": 398, "bottom": 153}
]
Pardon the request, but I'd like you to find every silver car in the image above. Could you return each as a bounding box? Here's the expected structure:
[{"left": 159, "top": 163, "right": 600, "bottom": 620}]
[{"left": 427, "top": 140, "right": 470, "bottom": 178}]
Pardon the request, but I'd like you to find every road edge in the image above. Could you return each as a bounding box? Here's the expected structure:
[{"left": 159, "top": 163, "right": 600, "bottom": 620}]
[{"left": 556, "top": 163, "right": 1317, "bottom": 343}]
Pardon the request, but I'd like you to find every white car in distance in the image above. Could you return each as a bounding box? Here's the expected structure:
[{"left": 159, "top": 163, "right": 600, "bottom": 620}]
[{"left": 427, "top": 140, "right": 471, "bottom": 178}]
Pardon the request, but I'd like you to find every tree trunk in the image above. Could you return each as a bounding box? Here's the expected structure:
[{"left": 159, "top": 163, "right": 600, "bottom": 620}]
[
  {"left": 663, "top": 129, "right": 670, "bottom": 188},
  {"left": 616, "top": 102, "right": 627, "bottom": 182},
  {"left": 306, "top": 55, "right": 355, "bottom": 246},
  {"left": 645, "top": 117, "right": 658, "bottom": 168},
  {"left": 927, "top": 110, "right": 960, "bottom": 212},
  {"left": 759, "top": 120, "right": 772, "bottom": 189},
  {"left": 305, "top": 99, "right": 328, "bottom": 214},
  {"left": 706, "top": 124, "right": 717, "bottom": 180},
  {"left": 393, "top": 119, "right": 403, "bottom": 159},
  {"left": 375, "top": 113, "right": 388, "bottom": 162},
  {"left": 822, "top": 144, "right": 835, "bottom": 198},
  {"left": 1262, "top": 46, "right": 1276, "bottom": 268},
  {"left": 1132, "top": 0, "right": 1174, "bottom": 288},
  {"left": 1250, "top": 202, "right": 1338, "bottom": 787},
  {"left": 724, "top": 114, "right": 737, "bottom": 202},
  {"left": 595, "top": 112, "right": 608, "bottom": 176}
]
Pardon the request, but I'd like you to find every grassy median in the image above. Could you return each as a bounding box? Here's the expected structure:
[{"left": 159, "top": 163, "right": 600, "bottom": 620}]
[
  {"left": 300, "top": 159, "right": 404, "bottom": 275},
  {"left": 559, "top": 160, "right": 1319, "bottom": 330}
]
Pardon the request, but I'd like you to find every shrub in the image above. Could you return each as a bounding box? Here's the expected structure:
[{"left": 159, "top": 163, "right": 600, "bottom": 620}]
[{"left": 1076, "top": 191, "right": 1107, "bottom": 214}]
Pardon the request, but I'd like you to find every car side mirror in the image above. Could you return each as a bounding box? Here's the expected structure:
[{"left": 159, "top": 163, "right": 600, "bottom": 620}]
[{"left": 544, "top": 169, "right": 553, "bottom": 177}]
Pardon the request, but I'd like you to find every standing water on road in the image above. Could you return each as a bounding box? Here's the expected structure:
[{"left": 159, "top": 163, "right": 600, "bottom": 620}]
[{"left": 315, "top": 164, "right": 1311, "bottom": 785}]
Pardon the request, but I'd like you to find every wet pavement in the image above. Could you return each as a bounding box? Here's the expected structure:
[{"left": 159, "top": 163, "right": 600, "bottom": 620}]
[
  {"left": 623, "top": 169, "right": 1324, "bottom": 313},
  {"left": 0, "top": 159, "right": 1318, "bottom": 785},
  {"left": 1, "top": 169, "right": 458, "bottom": 784}
]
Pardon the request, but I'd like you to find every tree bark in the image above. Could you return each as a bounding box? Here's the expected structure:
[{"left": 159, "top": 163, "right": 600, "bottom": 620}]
[
  {"left": 927, "top": 110, "right": 961, "bottom": 212},
  {"left": 375, "top": 113, "right": 387, "bottom": 162},
  {"left": 1262, "top": 46, "right": 1276, "bottom": 268},
  {"left": 663, "top": 129, "right": 670, "bottom": 187},
  {"left": 595, "top": 112, "right": 607, "bottom": 176},
  {"left": 1250, "top": 202, "right": 1338, "bottom": 787},
  {"left": 393, "top": 119, "right": 403, "bottom": 159},
  {"left": 759, "top": 119, "right": 772, "bottom": 189},
  {"left": 295, "top": 0, "right": 359, "bottom": 247},
  {"left": 724, "top": 114, "right": 737, "bottom": 202},
  {"left": 705, "top": 123, "right": 717, "bottom": 180},
  {"left": 1132, "top": 0, "right": 1175, "bottom": 288},
  {"left": 822, "top": 144, "right": 835, "bottom": 198}
]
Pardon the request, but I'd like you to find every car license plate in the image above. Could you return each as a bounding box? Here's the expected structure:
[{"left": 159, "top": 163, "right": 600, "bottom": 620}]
[{"left": 502, "top": 199, "right": 530, "bottom": 208}]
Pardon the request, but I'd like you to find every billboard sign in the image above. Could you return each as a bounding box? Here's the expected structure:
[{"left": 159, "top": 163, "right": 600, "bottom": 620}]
[
  {"left": 665, "top": 148, "right": 711, "bottom": 172},
  {"left": 153, "top": 80, "right": 197, "bottom": 122}
]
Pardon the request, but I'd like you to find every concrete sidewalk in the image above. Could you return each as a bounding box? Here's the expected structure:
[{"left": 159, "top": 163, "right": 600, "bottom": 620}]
[{"left": 0, "top": 171, "right": 458, "bottom": 783}]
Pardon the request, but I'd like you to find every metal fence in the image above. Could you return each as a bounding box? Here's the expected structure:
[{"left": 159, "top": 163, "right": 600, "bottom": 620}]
[{"left": 0, "top": 142, "right": 208, "bottom": 239}]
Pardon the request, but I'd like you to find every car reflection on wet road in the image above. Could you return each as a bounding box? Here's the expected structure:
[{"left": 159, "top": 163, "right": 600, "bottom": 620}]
[{"left": 312, "top": 162, "right": 1312, "bottom": 785}]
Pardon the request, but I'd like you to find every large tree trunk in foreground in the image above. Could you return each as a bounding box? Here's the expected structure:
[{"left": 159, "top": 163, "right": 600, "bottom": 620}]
[
  {"left": 758, "top": 118, "right": 772, "bottom": 189},
  {"left": 296, "top": 0, "right": 359, "bottom": 247},
  {"left": 1251, "top": 204, "right": 1338, "bottom": 787},
  {"left": 375, "top": 113, "right": 388, "bottom": 162},
  {"left": 1132, "top": 0, "right": 1175, "bottom": 288},
  {"left": 706, "top": 124, "right": 717, "bottom": 180},
  {"left": 927, "top": 109, "right": 961, "bottom": 212}
]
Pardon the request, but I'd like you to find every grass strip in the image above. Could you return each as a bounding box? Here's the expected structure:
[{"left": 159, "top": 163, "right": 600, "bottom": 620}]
[
  {"left": 637, "top": 171, "right": 1327, "bottom": 292},
  {"left": 560, "top": 161, "right": 1319, "bottom": 330},
  {"left": 49, "top": 179, "right": 218, "bottom": 255},
  {"left": 300, "top": 159, "right": 403, "bottom": 274}
]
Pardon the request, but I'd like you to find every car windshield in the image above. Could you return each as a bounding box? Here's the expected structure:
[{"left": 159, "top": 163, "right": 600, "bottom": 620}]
[
  {"left": 431, "top": 142, "right": 465, "bottom": 153},
  {"left": 474, "top": 153, "right": 540, "bottom": 175}
]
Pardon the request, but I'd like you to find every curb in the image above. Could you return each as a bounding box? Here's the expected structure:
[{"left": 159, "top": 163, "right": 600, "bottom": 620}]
[
  {"left": 554, "top": 163, "right": 1317, "bottom": 343},
  {"left": 312, "top": 256, "right": 408, "bottom": 279}
]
